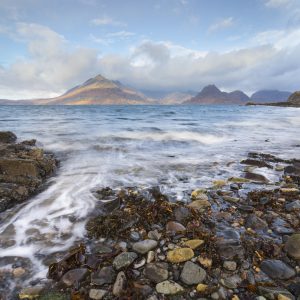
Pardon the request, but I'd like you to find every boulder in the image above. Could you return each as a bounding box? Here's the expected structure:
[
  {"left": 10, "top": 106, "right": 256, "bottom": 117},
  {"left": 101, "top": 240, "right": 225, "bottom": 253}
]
[{"left": 0, "top": 131, "right": 17, "bottom": 143}]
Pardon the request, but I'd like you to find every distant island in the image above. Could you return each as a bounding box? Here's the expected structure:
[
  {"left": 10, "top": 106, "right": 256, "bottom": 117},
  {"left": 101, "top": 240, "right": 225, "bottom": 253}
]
[{"left": 0, "top": 74, "right": 298, "bottom": 106}]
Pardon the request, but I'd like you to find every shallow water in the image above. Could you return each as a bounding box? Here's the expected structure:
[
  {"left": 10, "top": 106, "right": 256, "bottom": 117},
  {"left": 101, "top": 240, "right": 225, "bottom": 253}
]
[{"left": 0, "top": 104, "right": 299, "bottom": 282}]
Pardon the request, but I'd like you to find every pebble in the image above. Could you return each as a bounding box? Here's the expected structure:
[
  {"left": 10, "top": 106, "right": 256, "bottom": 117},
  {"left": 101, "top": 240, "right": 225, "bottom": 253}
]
[
  {"left": 187, "top": 200, "right": 211, "bottom": 210},
  {"left": 167, "top": 248, "right": 194, "bottom": 263},
  {"left": 261, "top": 259, "right": 296, "bottom": 280},
  {"left": 198, "top": 256, "right": 213, "bottom": 268},
  {"left": 130, "top": 231, "right": 140, "bottom": 241},
  {"left": 132, "top": 239, "right": 158, "bottom": 254},
  {"left": 13, "top": 267, "right": 26, "bottom": 277},
  {"left": 196, "top": 283, "right": 208, "bottom": 293},
  {"left": 134, "top": 258, "right": 146, "bottom": 269},
  {"left": 180, "top": 261, "right": 206, "bottom": 285},
  {"left": 156, "top": 280, "right": 184, "bottom": 295},
  {"left": 61, "top": 268, "right": 88, "bottom": 286},
  {"left": 91, "top": 266, "right": 116, "bottom": 285},
  {"left": 166, "top": 221, "right": 186, "bottom": 233},
  {"left": 113, "top": 252, "right": 138, "bottom": 270},
  {"left": 285, "top": 200, "right": 300, "bottom": 211},
  {"left": 223, "top": 261, "right": 237, "bottom": 271},
  {"left": 285, "top": 233, "right": 300, "bottom": 259},
  {"left": 148, "top": 229, "right": 162, "bottom": 240},
  {"left": 144, "top": 262, "right": 169, "bottom": 283},
  {"left": 147, "top": 251, "right": 155, "bottom": 263},
  {"left": 19, "top": 286, "right": 44, "bottom": 300},
  {"left": 191, "top": 189, "right": 208, "bottom": 201},
  {"left": 183, "top": 239, "right": 204, "bottom": 250},
  {"left": 113, "top": 271, "right": 126, "bottom": 297},
  {"left": 89, "top": 289, "right": 107, "bottom": 300}
]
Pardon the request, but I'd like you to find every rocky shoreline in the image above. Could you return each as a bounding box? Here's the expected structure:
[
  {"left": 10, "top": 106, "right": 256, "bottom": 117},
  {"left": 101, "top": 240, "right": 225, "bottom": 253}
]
[
  {"left": 0, "top": 131, "right": 58, "bottom": 213},
  {"left": 4, "top": 150, "right": 298, "bottom": 300}
]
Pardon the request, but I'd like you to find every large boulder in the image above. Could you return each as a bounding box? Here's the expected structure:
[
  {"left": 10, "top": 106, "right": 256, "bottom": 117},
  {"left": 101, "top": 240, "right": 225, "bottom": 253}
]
[{"left": 0, "top": 131, "right": 17, "bottom": 143}]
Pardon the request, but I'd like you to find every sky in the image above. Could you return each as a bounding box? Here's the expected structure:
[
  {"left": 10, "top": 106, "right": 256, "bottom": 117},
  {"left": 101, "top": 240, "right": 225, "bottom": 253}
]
[{"left": 0, "top": 0, "right": 300, "bottom": 99}]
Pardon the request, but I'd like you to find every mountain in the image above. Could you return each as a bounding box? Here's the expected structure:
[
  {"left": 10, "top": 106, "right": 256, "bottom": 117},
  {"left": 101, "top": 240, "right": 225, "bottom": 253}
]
[
  {"left": 40, "top": 75, "right": 149, "bottom": 105},
  {"left": 160, "top": 92, "right": 195, "bottom": 104},
  {"left": 185, "top": 85, "right": 250, "bottom": 105},
  {"left": 288, "top": 91, "right": 300, "bottom": 105},
  {"left": 251, "top": 90, "right": 291, "bottom": 103}
]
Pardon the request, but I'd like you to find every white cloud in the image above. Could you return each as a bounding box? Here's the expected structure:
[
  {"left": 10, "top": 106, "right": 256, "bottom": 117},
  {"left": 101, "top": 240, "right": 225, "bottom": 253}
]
[
  {"left": 106, "top": 31, "right": 135, "bottom": 38},
  {"left": 91, "top": 17, "right": 126, "bottom": 27},
  {"left": 208, "top": 17, "right": 234, "bottom": 34},
  {"left": 1, "top": 23, "right": 300, "bottom": 99},
  {"left": 265, "top": 0, "right": 293, "bottom": 8}
]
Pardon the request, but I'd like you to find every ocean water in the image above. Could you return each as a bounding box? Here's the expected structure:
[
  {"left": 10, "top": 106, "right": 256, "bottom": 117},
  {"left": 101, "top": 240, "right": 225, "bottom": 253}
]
[{"left": 0, "top": 104, "right": 299, "bottom": 283}]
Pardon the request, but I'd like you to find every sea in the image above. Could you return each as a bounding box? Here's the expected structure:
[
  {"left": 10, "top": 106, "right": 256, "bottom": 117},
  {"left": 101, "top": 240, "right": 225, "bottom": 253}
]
[{"left": 0, "top": 104, "right": 299, "bottom": 288}]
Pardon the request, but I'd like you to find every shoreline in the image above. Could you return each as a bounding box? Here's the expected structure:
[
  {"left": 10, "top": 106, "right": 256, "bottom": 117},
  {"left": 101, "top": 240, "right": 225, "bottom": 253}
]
[{"left": 1, "top": 150, "right": 299, "bottom": 299}]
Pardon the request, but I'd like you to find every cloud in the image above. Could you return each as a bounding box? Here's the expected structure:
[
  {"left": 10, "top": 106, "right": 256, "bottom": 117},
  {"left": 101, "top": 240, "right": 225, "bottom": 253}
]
[
  {"left": 1, "top": 23, "right": 300, "bottom": 99},
  {"left": 208, "top": 17, "right": 234, "bottom": 34},
  {"left": 90, "top": 31, "right": 135, "bottom": 46},
  {"left": 91, "top": 17, "right": 126, "bottom": 27},
  {"left": 265, "top": 0, "right": 293, "bottom": 8}
]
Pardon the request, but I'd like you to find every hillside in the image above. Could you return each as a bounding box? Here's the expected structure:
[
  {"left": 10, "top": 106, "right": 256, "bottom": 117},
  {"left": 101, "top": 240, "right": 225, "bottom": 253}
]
[
  {"left": 251, "top": 90, "right": 291, "bottom": 103},
  {"left": 40, "top": 75, "right": 149, "bottom": 105},
  {"left": 185, "top": 85, "right": 250, "bottom": 105}
]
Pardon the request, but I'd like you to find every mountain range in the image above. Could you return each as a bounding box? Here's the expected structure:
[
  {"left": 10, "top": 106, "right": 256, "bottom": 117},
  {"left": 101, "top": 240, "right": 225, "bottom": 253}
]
[{"left": 0, "top": 74, "right": 295, "bottom": 106}]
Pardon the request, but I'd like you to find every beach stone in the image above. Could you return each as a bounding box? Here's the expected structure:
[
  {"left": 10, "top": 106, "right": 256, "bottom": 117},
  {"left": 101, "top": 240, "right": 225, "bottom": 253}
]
[
  {"left": 258, "top": 286, "right": 294, "bottom": 300},
  {"left": 285, "top": 234, "right": 300, "bottom": 259},
  {"left": 228, "top": 177, "right": 250, "bottom": 183},
  {"left": 19, "top": 286, "right": 44, "bottom": 299},
  {"left": 61, "top": 268, "right": 88, "bottom": 286},
  {"left": 147, "top": 251, "right": 155, "bottom": 263},
  {"left": 245, "top": 214, "right": 268, "bottom": 230},
  {"left": 144, "top": 262, "right": 169, "bottom": 283},
  {"left": 196, "top": 283, "right": 208, "bottom": 293},
  {"left": 260, "top": 259, "right": 295, "bottom": 280},
  {"left": 213, "top": 180, "right": 227, "bottom": 188},
  {"left": 198, "top": 256, "right": 213, "bottom": 268},
  {"left": 130, "top": 231, "right": 140, "bottom": 241},
  {"left": 180, "top": 261, "right": 206, "bottom": 285},
  {"left": 91, "top": 266, "right": 116, "bottom": 285},
  {"left": 113, "top": 252, "right": 137, "bottom": 270},
  {"left": 113, "top": 271, "right": 126, "bottom": 297},
  {"left": 280, "top": 188, "right": 299, "bottom": 194},
  {"left": 13, "top": 267, "right": 26, "bottom": 277},
  {"left": 148, "top": 229, "right": 162, "bottom": 240},
  {"left": 241, "top": 159, "right": 272, "bottom": 168},
  {"left": 132, "top": 239, "right": 158, "bottom": 254},
  {"left": 223, "top": 196, "right": 240, "bottom": 203},
  {"left": 191, "top": 189, "right": 208, "bottom": 201},
  {"left": 167, "top": 248, "right": 194, "bottom": 263},
  {"left": 223, "top": 261, "right": 237, "bottom": 271},
  {"left": 0, "top": 131, "right": 17, "bottom": 143},
  {"left": 285, "top": 200, "right": 300, "bottom": 211},
  {"left": 244, "top": 172, "right": 269, "bottom": 183},
  {"left": 278, "top": 295, "right": 292, "bottom": 300},
  {"left": 166, "top": 221, "right": 186, "bottom": 233},
  {"left": 89, "top": 289, "right": 107, "bottom": 300},
  {"left": 187, "top": 200, "right": 211, "bottom": 210},
  {"left": 174, "top": 206, "right": 191, "bottom": 223},
  {"left": 156, "top": 280, "right": 184, "bottom": 295},
  {"left": 184, "top": 239, "right": 204, "bottom": 250},
  {"left": 220, "top": 278, "right": 237, "bottom": 289}
]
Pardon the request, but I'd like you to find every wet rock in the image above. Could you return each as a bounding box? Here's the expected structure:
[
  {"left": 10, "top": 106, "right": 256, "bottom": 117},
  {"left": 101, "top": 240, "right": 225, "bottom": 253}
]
[
  {"left": 144, "top": 262, "right": 169, "bottom": 283},
  {"left": 13, "top": 267, "right": 26, "bottom": 277},
  {"left": 285, "top": 200, "right": 300, "bottom": 211},
  {"left": 148, "top": 229, "right": 162, "bottom": 240},
  {"left": 183, "top": 239, "right": 204, "bottom": 249},
  {"left": 180, "top": 261, "right": 206, "bottom": 285},
  {"left": 132, "top": 239, "right": 158, "bottom": 254},
  {"left": 89, "top": 289, "right": 107, "bottom": 300},
  {"left": 113, "top": 252, "right": 137, "bottom": 270},
  {"left": 260, "top": 259, "right": 295, "bottom": 280},
  {"left": 285, "top": 234, "right": 300, "bottom": 259},
  {"left": 187, "top": 199, "right": 211, "bottom": 210},
  {"left": 244, "top": 172, "right": 269, "bottom": 183},
  {"left": 0, "top": 131, "right": 17, "bottom": 143},
  {"left": 167, "top": 248, "right": 194, "bottom": 263},
  {"left": 113, "top": 271, "right": 126, "bottom": 297},
  {"left": 19, "top": 286, "right": 44, "bottom": 299},
  {"left": 280, "top": 188, "right": 299, "bottom": 194},
  {"left": 156, "top": 280, "right": 184, "bottom": 295},
  {"left": 134, "top": 258, "right": 146, "bottom": 269},
  {"left": 130, "top": 231, "right": 140, "bottom": 241},
  {"left": 174, "top": 206, "right": 191, "bottom": 223},
  {"left": 245, "top": 214, "right": 268, "bottom": 230},
  {"left": 285, "top": 164, "right": 300, "bottom": 176},
  {"left": 191, "top": 189, "right": 208, "bottom": 201},
  {"left": 241, "top": 159, "right": 272, "bottom": 169},
  {"left": 198, "top": 256, "right": 213, "bottom": 268},
  {"left": 166, "top": 221, "right": 186, "bottom": 233},
  {"left": 91, "top": 266, "right": 116, "bottom": 285},
  {"left": 61, "top": 268, "right": 89, "bottom": 286},
  {"left": 258, "top": 286, "right": 294, "bottom": 300},
  {"left": 228, "top": 177, "right": 250, "bottom": 183},
  {"left": 223, "top": 261, "right": 237, "bottom": 271},
  {"left": 223, "top": 196, "right": 240, "bottom": 203},
  {"left": 196, "top": 283, "right": 208, "bottom": 293},
  {"left": 220, "top": 277, "right": 237, "bottom": 289},
  {"left": 213, "top": 180, "right": 227, "bottom": 188},
  {"left": 147, "top": 251, "right": 155, "bottom": 263}
]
